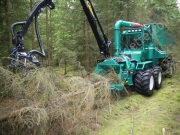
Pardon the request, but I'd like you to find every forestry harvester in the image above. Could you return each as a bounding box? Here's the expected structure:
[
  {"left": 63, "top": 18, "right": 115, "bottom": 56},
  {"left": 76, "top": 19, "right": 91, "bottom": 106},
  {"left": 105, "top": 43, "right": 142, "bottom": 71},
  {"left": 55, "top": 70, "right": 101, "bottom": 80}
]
[{"left": 80, "top": 0, "right": 176, "bottom": 96}]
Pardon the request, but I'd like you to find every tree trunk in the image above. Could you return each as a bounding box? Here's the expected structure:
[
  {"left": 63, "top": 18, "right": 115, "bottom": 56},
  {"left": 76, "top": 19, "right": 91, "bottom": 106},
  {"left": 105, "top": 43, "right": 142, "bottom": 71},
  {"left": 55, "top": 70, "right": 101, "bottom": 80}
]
[
  {"left": 49, "top": 9, "right": 53, "bottom": 63},
  {"left": 0, "top": 5, "right": 4, "bottom": 58},
  {"left": 127, "top": 0, "right": 130, "bottom": 21},
  {"left": 0, "top": 0, "right": 12, "bottom": 66},
  {"left": 84, "top": 15, "right": 89, "bottom": 71},
  {"left": 5, "top": 0, "right": 11, "bottom": 51},
  {"left": 30, "top": 0, "right": 35, "bottom": 50},
  {"left": 64, "top": 59, "right": 67, "bottom": 75},
  {"left": 46, "top": 7, "right": 50, "bottom": 66}
]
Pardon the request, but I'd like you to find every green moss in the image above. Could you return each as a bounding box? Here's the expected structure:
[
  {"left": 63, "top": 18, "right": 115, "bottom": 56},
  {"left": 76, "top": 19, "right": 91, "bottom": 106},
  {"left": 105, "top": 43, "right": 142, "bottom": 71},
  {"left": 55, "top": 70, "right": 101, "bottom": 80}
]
[
  {"left": 90, "top": 70, "right": 180, "bottom": 135},
  {"left": 172, "top": 93, "right": 180, "bottom": 102}
]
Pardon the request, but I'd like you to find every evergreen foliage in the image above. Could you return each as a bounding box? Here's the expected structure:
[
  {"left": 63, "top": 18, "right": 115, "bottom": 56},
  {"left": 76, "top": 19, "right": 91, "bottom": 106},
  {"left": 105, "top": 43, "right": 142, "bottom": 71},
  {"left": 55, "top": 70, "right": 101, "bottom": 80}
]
[{"left": 0, "top": 0, "right": 179, "bottom": 69}]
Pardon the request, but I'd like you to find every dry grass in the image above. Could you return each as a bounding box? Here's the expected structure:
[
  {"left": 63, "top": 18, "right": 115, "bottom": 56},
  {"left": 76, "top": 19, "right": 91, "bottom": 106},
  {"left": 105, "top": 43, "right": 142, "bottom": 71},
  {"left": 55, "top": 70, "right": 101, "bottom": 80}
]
[
  {"left": 0, "top": 66, "right": 25, "bottom": 98},
  {"left": 10, "top": 106, "right": 49, "bottom": 135},
  {"left": 0, "top": 66, "right": 111, "bottom": 135}
]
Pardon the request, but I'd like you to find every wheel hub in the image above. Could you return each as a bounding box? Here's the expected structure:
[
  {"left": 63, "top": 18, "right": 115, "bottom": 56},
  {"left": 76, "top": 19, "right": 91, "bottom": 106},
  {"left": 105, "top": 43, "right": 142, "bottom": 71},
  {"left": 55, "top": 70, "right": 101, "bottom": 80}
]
[
  {"left": 158, "top": 72, "right": 162, "bottom": 84},
  {"left": 149, "top": 75, "right": 154, "bottom": 91}
]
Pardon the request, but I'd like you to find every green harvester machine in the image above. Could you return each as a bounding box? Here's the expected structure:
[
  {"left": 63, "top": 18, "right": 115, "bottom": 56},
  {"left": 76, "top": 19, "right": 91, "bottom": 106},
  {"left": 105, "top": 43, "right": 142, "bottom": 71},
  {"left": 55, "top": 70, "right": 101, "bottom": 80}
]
[
  {"left": 95, "top": 21, "right": 176, "bottom": 96},
  {"left": 80, "top": 0, "right": 176, "bottom": 96}
]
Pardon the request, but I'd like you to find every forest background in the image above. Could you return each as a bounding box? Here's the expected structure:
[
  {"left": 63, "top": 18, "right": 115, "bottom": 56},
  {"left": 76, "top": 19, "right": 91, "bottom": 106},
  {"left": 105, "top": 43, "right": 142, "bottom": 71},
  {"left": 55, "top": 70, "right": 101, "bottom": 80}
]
[{"left": 0, "top": 0, "right": 180, "bottom": 71}]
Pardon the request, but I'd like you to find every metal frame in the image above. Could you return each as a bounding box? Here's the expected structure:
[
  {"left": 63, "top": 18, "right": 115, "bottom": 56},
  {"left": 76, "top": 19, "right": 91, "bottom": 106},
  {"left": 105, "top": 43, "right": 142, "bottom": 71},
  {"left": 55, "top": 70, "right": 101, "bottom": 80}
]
[{"left": 8, "top": 0, "right": 55, "bottom": 76}]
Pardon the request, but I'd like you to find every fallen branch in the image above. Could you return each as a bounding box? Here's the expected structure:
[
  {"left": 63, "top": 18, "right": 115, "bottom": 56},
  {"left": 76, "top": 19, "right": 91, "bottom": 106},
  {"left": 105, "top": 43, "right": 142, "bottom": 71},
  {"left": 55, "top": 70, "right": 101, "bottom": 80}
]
[
  {"left": 124, "top": 87, "right": 130, "bottom": 96},
  {"left": 0, "top": 110, "right": 18, "bottom": 123},
  {"left": 0, "top": 114, "right": 9, "bottom": 123},
  {"left": 162, "top": 128, "right": 165, "bottom": 135},
  {"left": 0, "top": 107, "right": 47, "bottom": 123},
  {"left": 93, "top": 81, "right": 103, "bottom": 87},
  {"left": 130, "top": 108, "right": 134, "bottom": 135}
]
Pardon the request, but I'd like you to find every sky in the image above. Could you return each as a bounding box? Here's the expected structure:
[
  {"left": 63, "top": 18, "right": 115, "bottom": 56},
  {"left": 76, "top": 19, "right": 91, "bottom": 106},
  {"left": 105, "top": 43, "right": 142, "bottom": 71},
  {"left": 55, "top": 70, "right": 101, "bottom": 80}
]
[{"left": 177, "top": 0, "right": 180, "bottom": 10}]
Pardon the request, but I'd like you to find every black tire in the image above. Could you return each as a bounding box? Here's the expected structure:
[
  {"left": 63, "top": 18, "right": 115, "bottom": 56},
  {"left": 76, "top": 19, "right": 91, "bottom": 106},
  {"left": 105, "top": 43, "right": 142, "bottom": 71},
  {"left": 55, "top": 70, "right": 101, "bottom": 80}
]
[
  {"left": 166, "top": 65, "right": 173, "bottom": 78},
  {"left": 153, "top": 66, "right": 163, "bottom": 89},
  {"left": 172, "top": 62, "right": 176, "bottom": 73},
  {"left": 134, "top": 69, "right": 155, "bottom": 96}
]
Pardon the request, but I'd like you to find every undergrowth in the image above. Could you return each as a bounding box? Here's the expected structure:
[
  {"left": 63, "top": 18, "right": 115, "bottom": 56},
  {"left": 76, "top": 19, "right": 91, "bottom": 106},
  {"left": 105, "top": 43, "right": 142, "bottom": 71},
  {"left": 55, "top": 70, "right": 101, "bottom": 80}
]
[
  {"left": 0, "top": 58, "right": 179, "bottom": 135},
  {"left": 92, "top": 68, "right": 180, "bottom": 135},
  {"left": 0, "top": 66, "right": 111, "bottom": 135}
]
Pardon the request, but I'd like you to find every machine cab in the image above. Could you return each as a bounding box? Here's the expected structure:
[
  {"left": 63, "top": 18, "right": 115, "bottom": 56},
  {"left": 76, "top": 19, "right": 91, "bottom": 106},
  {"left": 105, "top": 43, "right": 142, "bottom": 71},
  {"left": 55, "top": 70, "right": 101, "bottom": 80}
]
[{"left": 121, "top": 28, "right": 144, "bottom": 50}]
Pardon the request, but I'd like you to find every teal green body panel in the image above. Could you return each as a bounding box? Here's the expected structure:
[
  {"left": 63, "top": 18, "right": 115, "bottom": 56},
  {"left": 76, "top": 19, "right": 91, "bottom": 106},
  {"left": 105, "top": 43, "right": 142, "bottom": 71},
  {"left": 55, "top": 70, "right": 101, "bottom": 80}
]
[
  {"left": 110, "top": 84, "right": 124, "bottom": 91},
  {"left": 114, "top": 20, "right": 134, "bottom": 57},
  {"left": 136, "top": 61, "right": 153, "bottom": 70},
  {"left": 94, "top": 20, "right": 175, "bottom": 91},
  {"left": 95, "top": 57, "right": 135, "bottom": 91}
]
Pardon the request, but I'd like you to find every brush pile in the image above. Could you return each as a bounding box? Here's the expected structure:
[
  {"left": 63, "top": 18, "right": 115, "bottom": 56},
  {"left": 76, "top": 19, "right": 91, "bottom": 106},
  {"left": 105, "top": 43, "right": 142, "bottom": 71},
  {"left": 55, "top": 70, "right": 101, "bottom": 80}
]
[{"left": 0, "top": 66, "right": 111, "bottom": 135}]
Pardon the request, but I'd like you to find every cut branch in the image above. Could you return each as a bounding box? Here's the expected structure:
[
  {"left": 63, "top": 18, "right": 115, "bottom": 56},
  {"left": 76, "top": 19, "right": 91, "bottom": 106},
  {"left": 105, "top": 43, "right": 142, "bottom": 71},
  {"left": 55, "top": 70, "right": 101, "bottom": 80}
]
[{"left": 0, "top": 110, "right": 19, "bottom": 123}]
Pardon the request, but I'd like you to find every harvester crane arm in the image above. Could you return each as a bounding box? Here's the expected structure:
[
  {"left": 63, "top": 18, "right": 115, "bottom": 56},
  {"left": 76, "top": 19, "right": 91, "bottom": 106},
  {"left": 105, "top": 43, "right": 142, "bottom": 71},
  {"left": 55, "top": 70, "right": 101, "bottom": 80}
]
[
  {"left": 8, "top": 0, "right": 55, "bottom": 73},
  {"left": 11, "top": 0, "right": 55, "bottom": 57},
  {"left": 80, "top": 0, "right": 111, "bottom": 58}
]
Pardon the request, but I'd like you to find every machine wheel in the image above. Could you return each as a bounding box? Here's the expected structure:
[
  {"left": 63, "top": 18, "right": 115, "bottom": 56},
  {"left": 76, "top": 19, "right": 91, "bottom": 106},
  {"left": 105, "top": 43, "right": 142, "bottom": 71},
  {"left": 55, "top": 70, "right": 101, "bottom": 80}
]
[
  {"left": 160, "top": 56, "right": 176, "bottom": 78},
  {"left": 134, "top": 69, "right": 155, "bottom": 96},
  {"left": 172, "top": 62, "right": 176, "bottom": 72},
  {"left": 153, "top": 66, "right": 162, "bottom": 89},
  {"left": 166, "top": 65, "right": 173, "bottom": 78}
]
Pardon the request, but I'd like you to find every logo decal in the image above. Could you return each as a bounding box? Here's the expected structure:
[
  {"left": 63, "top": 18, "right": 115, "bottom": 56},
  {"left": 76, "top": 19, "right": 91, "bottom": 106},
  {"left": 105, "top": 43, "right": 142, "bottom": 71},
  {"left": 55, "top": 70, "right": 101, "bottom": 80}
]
[{"left": 86, "top": 0, "right": 95, "bottom": 17}]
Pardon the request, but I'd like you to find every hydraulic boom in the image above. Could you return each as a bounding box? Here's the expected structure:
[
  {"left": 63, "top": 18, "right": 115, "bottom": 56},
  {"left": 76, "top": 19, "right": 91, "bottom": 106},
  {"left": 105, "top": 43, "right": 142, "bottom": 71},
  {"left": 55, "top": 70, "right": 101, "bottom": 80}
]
[{"left": 80, "top": 0, "right": 111, "bottom": 58}]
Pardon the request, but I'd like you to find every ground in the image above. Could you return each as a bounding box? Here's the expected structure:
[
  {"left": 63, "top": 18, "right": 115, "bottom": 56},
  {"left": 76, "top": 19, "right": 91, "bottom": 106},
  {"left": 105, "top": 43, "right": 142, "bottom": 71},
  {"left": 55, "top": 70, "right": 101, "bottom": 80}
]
[
  {"left": 90, "top": 69, "right": 180, "bottom": 135},
  {"left": 0, "top": 66, "right": 179, "bottom": 135}
]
